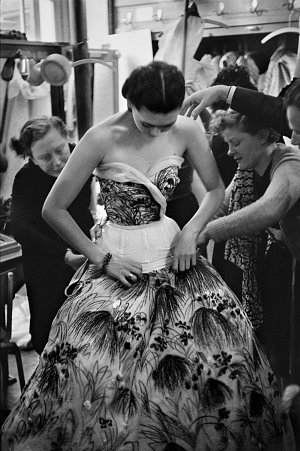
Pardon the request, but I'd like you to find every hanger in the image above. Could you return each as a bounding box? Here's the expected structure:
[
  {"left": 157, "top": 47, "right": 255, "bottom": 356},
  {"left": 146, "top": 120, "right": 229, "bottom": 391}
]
[
  {"left": 261, "top": 27, "right": 299, "bottom": 44},
  {"left": 261, "top": 15, "right": 300, "bottom": 44},
  {"left": 186, "top": 2, "right": 229, "bottom": 28}
]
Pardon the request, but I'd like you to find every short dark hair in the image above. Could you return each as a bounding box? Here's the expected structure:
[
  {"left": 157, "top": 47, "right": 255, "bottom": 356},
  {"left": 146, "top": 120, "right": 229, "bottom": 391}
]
[
  {"left": 285, "top": 79, "right": 300, "bottom": 110},
  {"left": 210, "top": 109, "right": 280, "bottom": 143},
  {"left": 10, "top": 115, "right": 67, "bottom": 158},
  {"left": 210, "top": 64, "right": 257, "bottom": 112},
  {"left": 121, "top": 61, "right": 185, "bottom": 113}
]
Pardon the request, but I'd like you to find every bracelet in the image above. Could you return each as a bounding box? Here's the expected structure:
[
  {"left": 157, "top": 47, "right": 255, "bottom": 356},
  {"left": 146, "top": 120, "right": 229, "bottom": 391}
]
[
  {"left": 225, "top": 86, "right": 233, "bottom": 104},
  {"left": 101, "top": 252, "right": 112, "bottom": 274}
]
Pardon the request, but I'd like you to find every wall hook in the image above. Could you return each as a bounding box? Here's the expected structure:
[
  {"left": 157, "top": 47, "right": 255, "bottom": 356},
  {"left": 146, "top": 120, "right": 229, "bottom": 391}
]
[
  {"left": 250, "top": 0, "right": 267, "bottom": 15},
  {"left": 282, "top": 0, "right": 295, "bottom": 10},
  {"left": 120, "top": 12, "right": 132, "bottom": 25},
  {"left": 153, "top": 8, "right": 163, "bottom": 21},
  {"left": 213, "top": 2, "right": 226, "bottom": 16}
]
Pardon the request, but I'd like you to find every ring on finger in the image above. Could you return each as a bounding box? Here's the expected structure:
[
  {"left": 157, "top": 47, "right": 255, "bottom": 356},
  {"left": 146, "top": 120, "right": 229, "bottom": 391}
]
[{"left": 128, "top": 272, "right": 135, "bottom": 280}]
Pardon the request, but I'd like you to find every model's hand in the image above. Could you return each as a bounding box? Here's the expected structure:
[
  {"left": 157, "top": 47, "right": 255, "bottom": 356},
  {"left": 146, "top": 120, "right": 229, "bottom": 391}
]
[
  {"left": 180, "top": 86, "right": 229, "bottom": 119},
  {"left": 172, "top": 228, "right": 197, "bottom": 272},
  {"left": 65, "top": 250, "right": 87, "bottom": 271},
  {"left": 105, "top": 256, "right": 142, "bottom": 287},
  {"left": 90, "top": 222, "right": 103, "bottom": 243}
]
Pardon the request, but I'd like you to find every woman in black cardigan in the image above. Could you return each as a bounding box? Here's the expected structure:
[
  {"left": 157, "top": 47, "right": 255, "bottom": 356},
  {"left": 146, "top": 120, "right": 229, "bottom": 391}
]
[{"left": 10, "top": 116, "right": 95, "bottom": 354}]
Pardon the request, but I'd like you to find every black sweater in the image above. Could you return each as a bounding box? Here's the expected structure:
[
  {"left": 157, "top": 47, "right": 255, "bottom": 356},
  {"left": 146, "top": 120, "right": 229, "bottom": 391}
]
[
  {"left": 232, "top": 87, "right": 290, "bottom": 138},
  {"left": 10, "top": 151, "right": 93, "bottom": 262}
]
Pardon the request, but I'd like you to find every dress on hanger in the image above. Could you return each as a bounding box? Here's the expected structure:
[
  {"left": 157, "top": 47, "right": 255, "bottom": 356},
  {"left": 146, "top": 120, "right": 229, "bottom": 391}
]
[
  {"left": 261, "top": 45, "right": 296, "bottom": 96},
  {"left": 1, "top": 158, "right": 294, "bottom": 450}
]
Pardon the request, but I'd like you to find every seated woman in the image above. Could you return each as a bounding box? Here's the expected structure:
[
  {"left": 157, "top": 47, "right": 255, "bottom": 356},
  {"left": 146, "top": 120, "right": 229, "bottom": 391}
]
[
  {"left": 1, "top": 62, "right": 294, "bottom": 450},
  {"left": 9, "top": 116, "right": 95, "bottom": 354}
]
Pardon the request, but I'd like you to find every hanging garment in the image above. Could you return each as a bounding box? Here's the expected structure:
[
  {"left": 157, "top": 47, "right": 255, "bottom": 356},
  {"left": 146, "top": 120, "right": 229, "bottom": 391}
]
[
  {"left": 154, "top": 16, "right": 215, "bottom": 91},
  {"left": 261, "top": 46, "right": 296, "bottom": 96}
]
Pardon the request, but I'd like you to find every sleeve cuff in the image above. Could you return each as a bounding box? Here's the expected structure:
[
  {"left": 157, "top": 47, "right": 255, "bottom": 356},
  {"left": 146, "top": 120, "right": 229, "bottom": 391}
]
[
  {"left": 226, "top": 86, "right": 236, "bottom": 106},
  {"left": 205, "top": 217, "right": 231, "bottom": 242}
]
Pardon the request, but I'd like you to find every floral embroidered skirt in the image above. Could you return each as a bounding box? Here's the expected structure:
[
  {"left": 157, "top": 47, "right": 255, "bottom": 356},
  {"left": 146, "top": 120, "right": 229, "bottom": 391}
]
[{"left": 1, "top": 220, "right": 295, "bottom": 450}]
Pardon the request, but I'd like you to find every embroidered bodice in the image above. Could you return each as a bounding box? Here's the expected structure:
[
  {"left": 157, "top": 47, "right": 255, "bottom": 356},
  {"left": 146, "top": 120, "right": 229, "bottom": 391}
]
[{"left": 95, "top": 157, "right": 183, "bottom": 225}]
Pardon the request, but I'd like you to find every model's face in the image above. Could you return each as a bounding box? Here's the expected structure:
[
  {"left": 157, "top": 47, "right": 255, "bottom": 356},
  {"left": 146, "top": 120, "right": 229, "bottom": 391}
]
[
  {"left": 223, "top": 126, "right": 264, "bottom": 171},
  {"left": 287, "top": 105, "right": 300, "bottom": 149},
  {"left": 30, "top": 129, "right": 70, "bottom": 177},
  {"left": 132, "top": 106, "right": 180, "bottom": 138}
]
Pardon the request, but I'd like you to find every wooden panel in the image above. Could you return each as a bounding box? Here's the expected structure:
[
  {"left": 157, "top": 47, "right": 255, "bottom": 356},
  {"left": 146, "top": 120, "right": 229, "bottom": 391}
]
[
  {"left": 114, "top": 0, "right": 183, "bottom": 33},
  {"left": 114, "top": 0, "right": 299, "bottom": 35}
]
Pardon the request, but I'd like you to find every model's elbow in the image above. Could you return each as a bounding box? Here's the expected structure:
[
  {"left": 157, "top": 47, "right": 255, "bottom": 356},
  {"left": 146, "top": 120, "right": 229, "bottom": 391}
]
[{"left": 42, "top": 197, "right": 54, "bottom": 225}]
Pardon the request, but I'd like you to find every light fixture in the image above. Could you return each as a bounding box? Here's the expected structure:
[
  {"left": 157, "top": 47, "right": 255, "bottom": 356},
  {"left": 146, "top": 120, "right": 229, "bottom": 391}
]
[{"left": 26, "top": 51, "right": 121, "bottom": 87}]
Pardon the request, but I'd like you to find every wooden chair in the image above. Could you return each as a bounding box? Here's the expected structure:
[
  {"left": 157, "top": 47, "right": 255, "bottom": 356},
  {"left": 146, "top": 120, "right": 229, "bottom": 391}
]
[{"left": 0, "top": 270, "right": 25, "bottom": 408}]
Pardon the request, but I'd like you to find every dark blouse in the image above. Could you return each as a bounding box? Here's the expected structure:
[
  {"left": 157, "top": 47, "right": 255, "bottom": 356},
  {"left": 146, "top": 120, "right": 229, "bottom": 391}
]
[{"left": 10, "top": 145, "right": 94, "bottom": 261}]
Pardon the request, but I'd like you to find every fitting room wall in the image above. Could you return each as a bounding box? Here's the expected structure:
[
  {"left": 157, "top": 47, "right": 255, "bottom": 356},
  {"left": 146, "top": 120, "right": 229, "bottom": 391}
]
[{"left": 113, "top": 0, "right": 299, "bottom": 36}]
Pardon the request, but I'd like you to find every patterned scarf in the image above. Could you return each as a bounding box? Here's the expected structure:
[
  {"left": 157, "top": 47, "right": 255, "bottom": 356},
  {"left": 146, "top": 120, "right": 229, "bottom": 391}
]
[{"left": 224, "top": 169, "right": 266, "bottom": 329}]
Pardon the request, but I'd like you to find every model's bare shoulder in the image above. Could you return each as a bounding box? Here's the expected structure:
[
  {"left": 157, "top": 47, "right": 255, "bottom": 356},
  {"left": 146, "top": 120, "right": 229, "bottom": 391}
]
[
  {"left": 174, "top": 115, "right": 206, "bottom": 141},
  {"left": 81, "top": 120, "right": 112, "bottom": 149},
  {"left": 176, "top": 114, "right": 203, "bottom": 130}
]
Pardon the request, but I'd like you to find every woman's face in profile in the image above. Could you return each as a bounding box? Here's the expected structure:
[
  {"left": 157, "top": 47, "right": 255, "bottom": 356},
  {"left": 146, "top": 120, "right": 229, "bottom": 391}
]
[
  {"left": 223, "top": 126, "right": 263, "bottom": 172},
  {"left": 30, "top": 128, "right": 70, "bottom": 177}
]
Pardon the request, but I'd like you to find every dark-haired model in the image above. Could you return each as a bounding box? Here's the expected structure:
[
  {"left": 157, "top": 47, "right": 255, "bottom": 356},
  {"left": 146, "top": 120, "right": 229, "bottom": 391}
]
[{"left": 2, "top": 62, "right": 294, "bottom": 450}]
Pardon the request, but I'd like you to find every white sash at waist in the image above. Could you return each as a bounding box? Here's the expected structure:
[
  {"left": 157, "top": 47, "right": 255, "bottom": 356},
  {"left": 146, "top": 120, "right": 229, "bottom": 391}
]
[{"left": 99, "top": 215, "right": 180, "bottom": 272}]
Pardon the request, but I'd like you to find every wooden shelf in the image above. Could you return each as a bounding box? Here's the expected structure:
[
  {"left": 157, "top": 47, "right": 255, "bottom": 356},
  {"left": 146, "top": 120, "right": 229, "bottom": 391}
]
[
  {"left": 0, "top": 39, "right": 72, "bottom": 121},
  {"left": 0, "top": 39, "right": 71, "bottom": 60}
]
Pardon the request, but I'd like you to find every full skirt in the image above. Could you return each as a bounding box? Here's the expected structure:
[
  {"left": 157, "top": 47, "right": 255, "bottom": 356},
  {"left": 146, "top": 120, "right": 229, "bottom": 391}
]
[{"left": 1, "top": 218, "right": 294, "bottom": 450}]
